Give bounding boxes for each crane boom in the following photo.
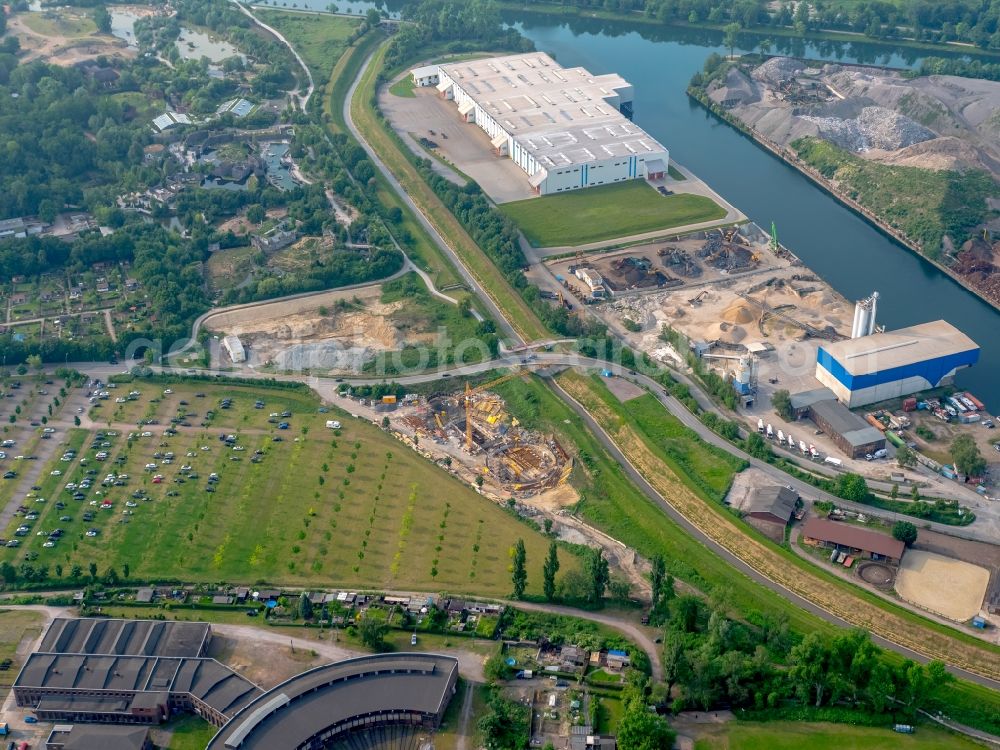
[465,367,539,451]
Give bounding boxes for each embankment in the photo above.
[686,85,1000,315]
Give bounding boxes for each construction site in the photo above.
[393,372,572,497]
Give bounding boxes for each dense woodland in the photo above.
[516,0,1000,48]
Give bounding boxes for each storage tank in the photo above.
[850,291,879,339]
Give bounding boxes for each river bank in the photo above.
[686,83,1000,316]
[500,2,1000,61]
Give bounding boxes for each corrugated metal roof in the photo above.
[801,517,905,558]
[819,320,978,376]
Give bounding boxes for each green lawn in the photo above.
[21,10,97,38]
[500,181,727,247]
[254,10,361,79]
[693,721,983,750]
[0,379,574,596]
[618,392,744,501]
[389,75,417,97]
[0,608,44,693]
[160,715,219,750]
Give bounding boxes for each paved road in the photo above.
[342,42,524,346]
[230,0,314,110]
[73,351,997,547]
[544,375,1000,691]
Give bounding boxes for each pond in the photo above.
[175,27,245,63]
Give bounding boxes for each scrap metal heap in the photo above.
[697,228,759,272]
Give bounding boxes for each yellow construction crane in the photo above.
[464,368,538,451]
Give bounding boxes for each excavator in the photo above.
[464,367,539,451]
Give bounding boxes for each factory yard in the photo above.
[383,68,737,246]
[583,224,850,397]
[0,379,570,597]
[380,82,537,204]
[895,550,991,622]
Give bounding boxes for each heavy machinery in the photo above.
[688,289,708,306]
[464,368,539,451]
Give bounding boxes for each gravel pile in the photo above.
[799,106,935,152]
[752,57,805,85]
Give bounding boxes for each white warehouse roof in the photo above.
[411,64,439,80]
[820,320,978,376]
[437,53,666,170]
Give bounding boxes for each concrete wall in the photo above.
[816,363,950,409]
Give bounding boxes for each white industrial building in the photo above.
[410,64,440,87]
[815,320,979,408]
[222,335,246,364]
[414,53,669,196]
[574,267,607,298]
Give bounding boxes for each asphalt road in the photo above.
[342,42,525,346]
[543,375,1000,690]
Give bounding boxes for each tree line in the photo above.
[514,0,1000,49]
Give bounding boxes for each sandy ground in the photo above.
[8,12,133,65]
[895,549,991,621]
[204,284,436,370]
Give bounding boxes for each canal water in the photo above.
[214,2,1000,407]
[510,14,1000,411]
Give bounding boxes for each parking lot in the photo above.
[379,79,538,204]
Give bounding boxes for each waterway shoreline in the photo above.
[500,2,1000,60]
[686,85,1000,317]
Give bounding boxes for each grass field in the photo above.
[389,75,416,97]
[553,370,1000,681]
[495,376,822,635]
[0,379,574,596]
[356,41,550,342]
[159,715,219,750]
[321,33,467,294]
[255,10,360,79]
[499,181,727,247]
[692,721,983,750]
[21,10,97,38]
[0,608,44,683]
[499,373,1000,729]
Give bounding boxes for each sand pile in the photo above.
[721,301,755,324]
[706,321,746,344]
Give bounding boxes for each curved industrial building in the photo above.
[206,653,459,750]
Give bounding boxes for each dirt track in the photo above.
[896,550,991,622]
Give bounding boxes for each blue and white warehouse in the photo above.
[815,320,979,408]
